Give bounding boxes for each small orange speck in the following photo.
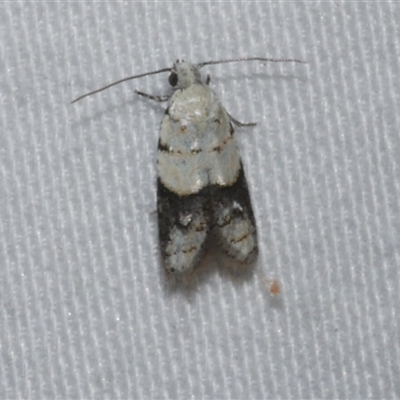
[257,271,282,296]
[268,280,281,296]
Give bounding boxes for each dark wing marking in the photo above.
[157,179,211,273]
[211,164,258,264]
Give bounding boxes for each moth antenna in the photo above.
[71,67,171,104]
[197,57,306,69]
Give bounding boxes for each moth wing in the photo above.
[157,179,210,274]
[212,164,258,264]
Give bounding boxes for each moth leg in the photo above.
[157,180,210,274]
[212,166,258,264]
[227,111,256,127]
[135,90,169,102]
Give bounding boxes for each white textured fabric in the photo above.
[1,2,399,398]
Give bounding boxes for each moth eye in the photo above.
[169,72,178,87]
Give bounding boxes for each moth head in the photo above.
[168,60,202,89]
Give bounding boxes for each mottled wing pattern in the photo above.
[157,165,257,273]
[157,179,210,273]
[211,164,258,264]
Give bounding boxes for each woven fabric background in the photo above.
[1,2,399,399]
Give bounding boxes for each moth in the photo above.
[72,57,305,274]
